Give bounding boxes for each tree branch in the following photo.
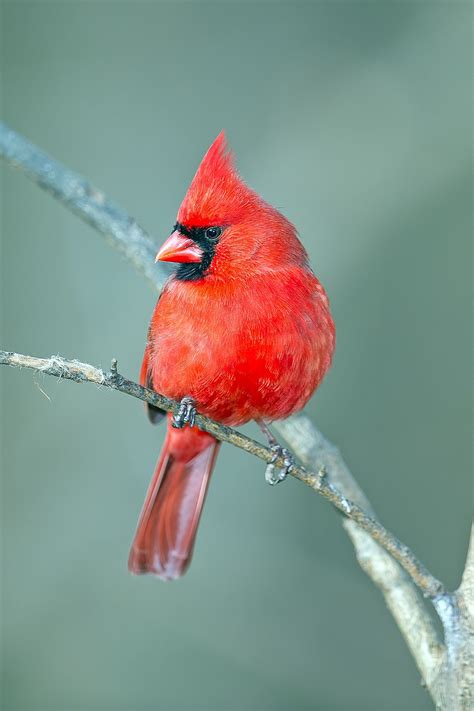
[0,348,446,601]
[2,121,470,708]
[432,525,474,710]
[0,122,161,289]
[277,414,445,691]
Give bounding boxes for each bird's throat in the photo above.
[175,249,214,281]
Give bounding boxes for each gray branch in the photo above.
[1,121,471,710]
[0,122,161,288]
[0,349,445,597]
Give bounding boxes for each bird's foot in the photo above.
[172,396,196,428]
[265,444,295,486]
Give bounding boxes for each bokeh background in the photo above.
[1,2,472,710]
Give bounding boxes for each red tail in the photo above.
[128,419,219,579]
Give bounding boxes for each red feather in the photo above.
[129,421,219,579]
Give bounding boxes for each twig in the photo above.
[2,122,471,709]
[0,348,446,601]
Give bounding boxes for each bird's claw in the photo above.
[265,444,295,486]
[172,396,196,428]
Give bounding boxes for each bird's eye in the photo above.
[205,227,221,241]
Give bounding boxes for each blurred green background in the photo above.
[1,2,472,710]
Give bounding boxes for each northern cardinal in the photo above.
[128,133,335,579]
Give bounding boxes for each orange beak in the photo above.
[155,230,203,263]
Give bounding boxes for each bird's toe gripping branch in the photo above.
[172,396,197,428]
[265,444,295,486]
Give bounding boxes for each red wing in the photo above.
[140,339,166,425]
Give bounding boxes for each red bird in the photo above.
[128,133,335,579]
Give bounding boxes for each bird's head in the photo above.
[156,132,307,281]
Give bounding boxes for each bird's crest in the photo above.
[177,132,257,227]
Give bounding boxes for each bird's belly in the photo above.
[153,342,313,425]
[150,288,333,426]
